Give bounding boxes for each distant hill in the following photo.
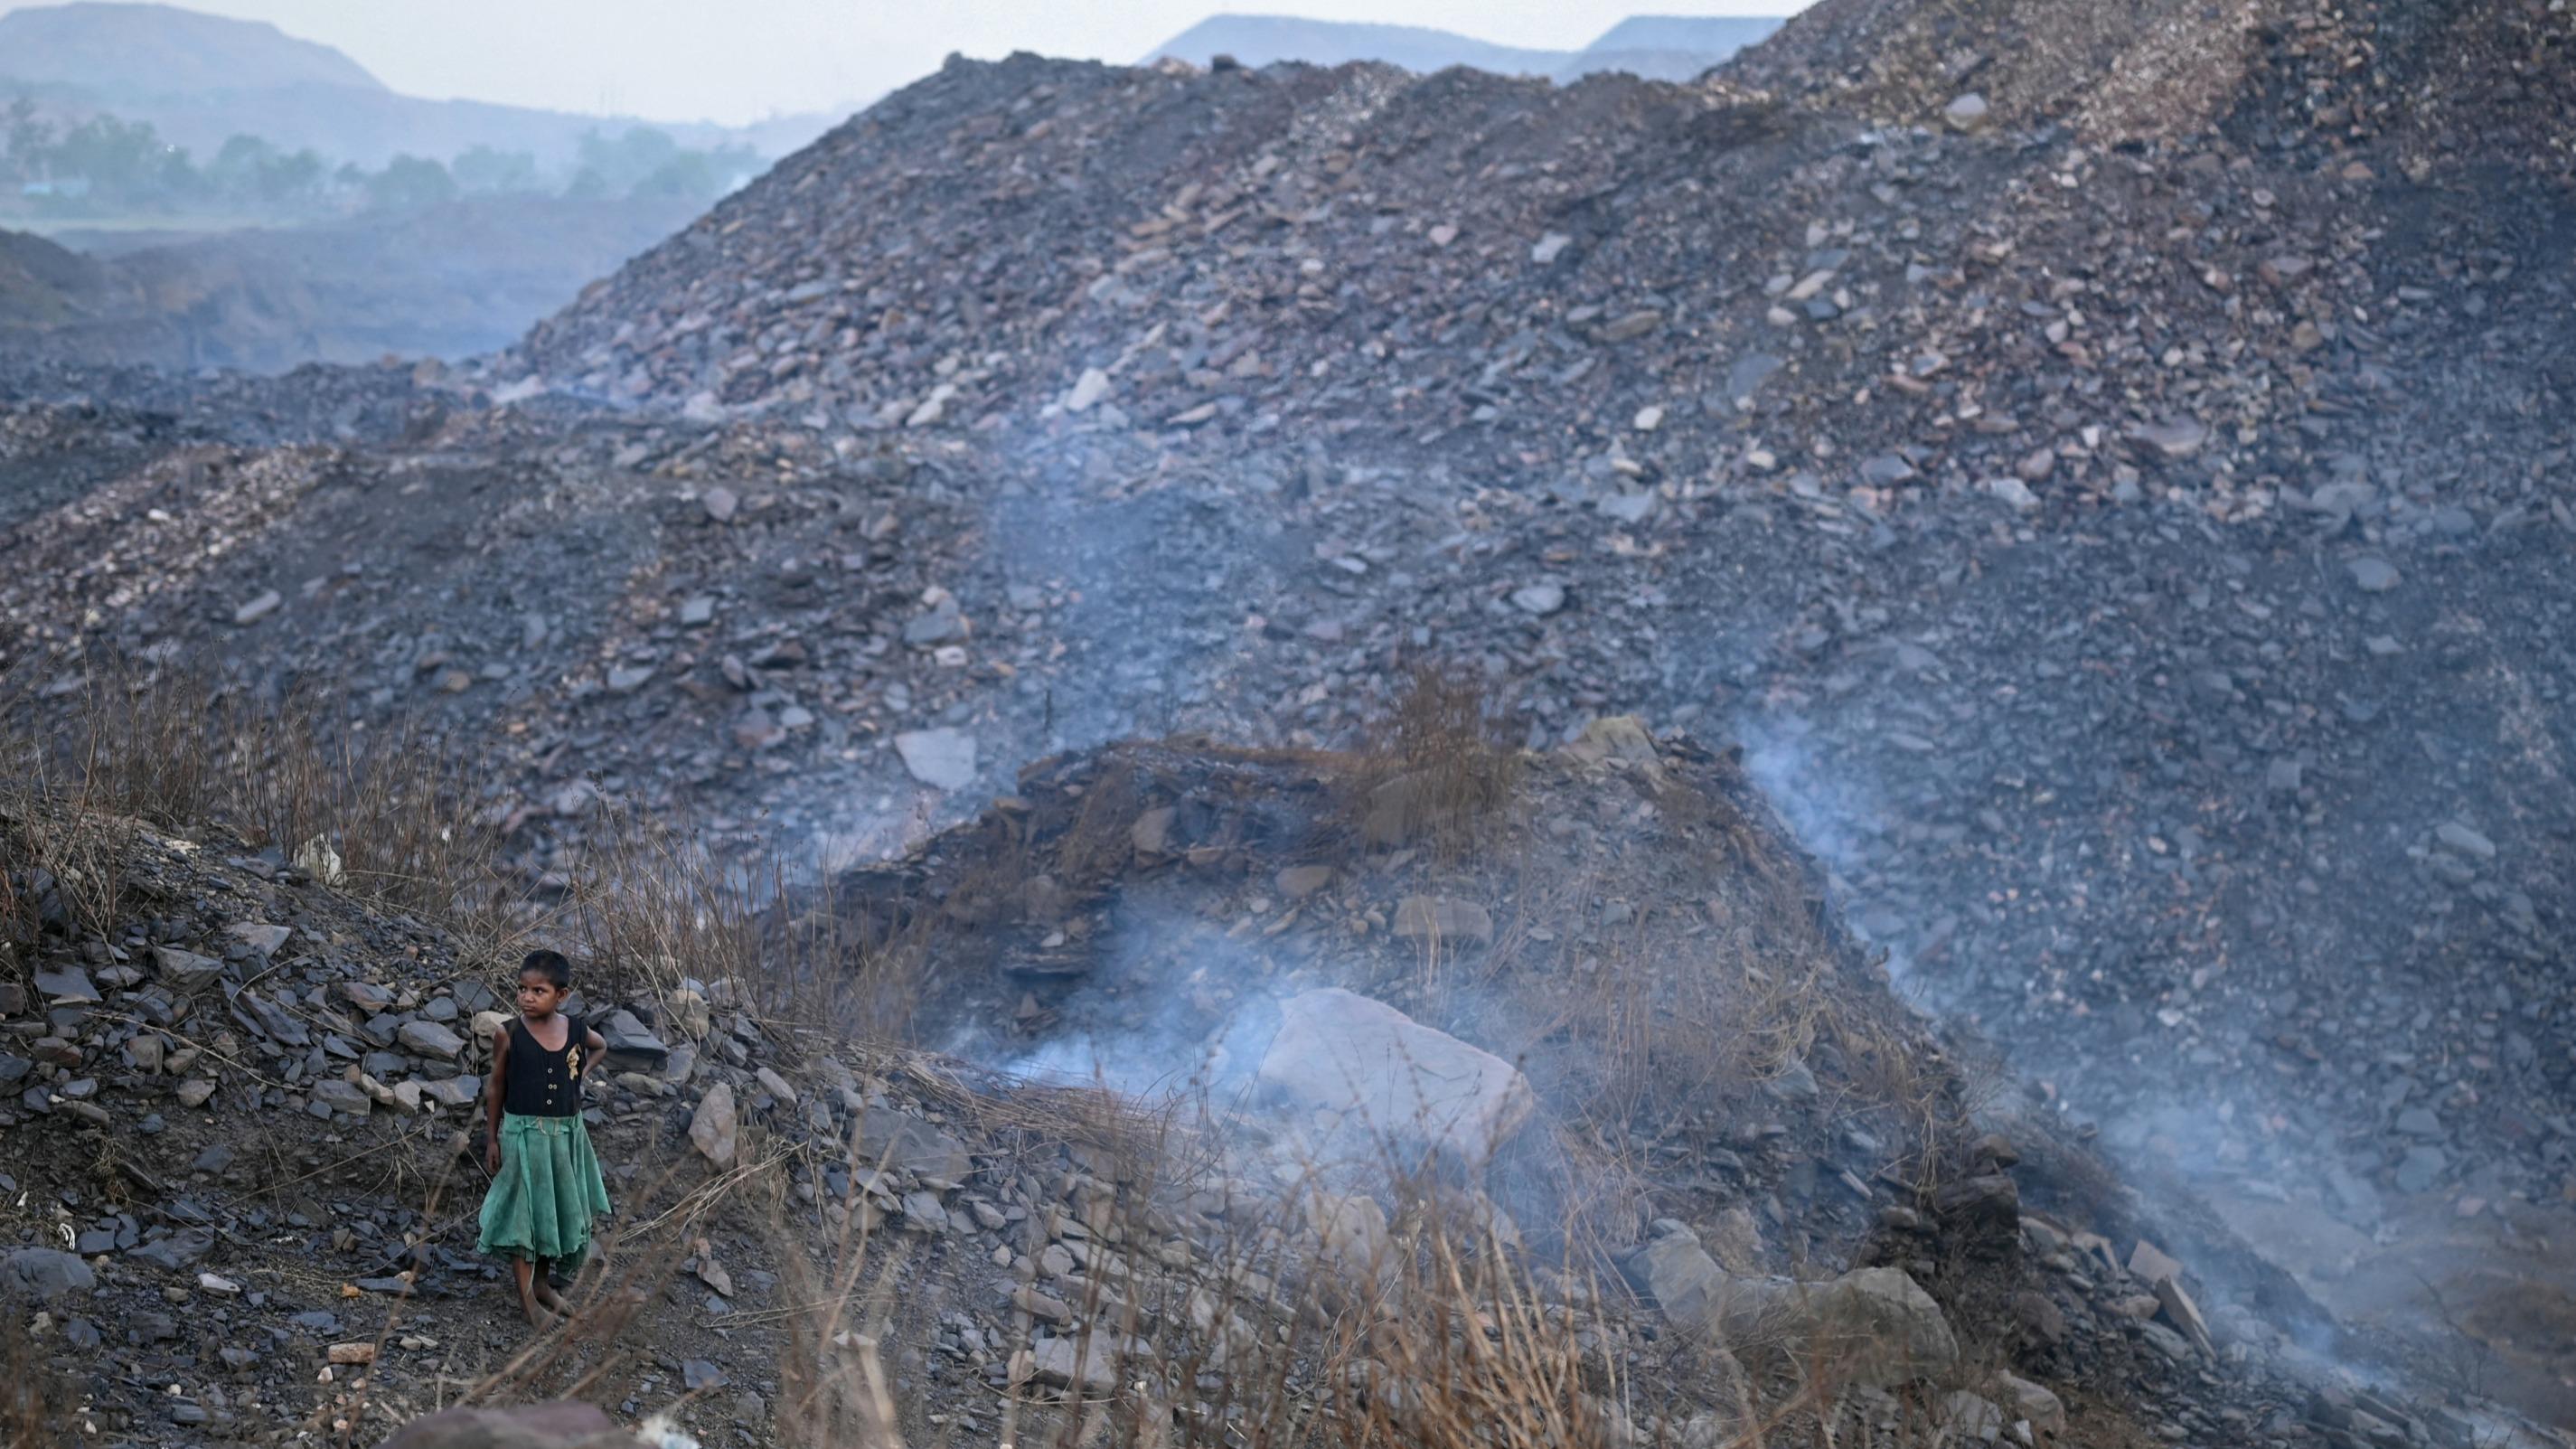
[1146,15,1571,75]
[2,193,705,370]
[0,1,835,168]
[0,1,384,96]
[0,226,114,328]
[1144,11,1787,83]
[1562,14,1784,80]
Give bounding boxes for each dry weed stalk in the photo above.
[559,798,922,1049]
[0,1308,70,1449]
[0,658,508,944]
[1340,664,1526,862]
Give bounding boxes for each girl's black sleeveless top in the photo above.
[502,1015,584,1117]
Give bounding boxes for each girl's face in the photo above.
[516,972,569,1019]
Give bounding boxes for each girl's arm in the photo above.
[579,1025,607,1081]
[484,1026,510,1164]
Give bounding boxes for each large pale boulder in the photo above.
[1258,988,1534,1166]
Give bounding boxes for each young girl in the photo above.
[478,949,613,1326]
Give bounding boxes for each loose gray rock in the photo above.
[2,1247,95,1301]
[2435,822,2496,859]
[1258,987,1534,1166]
[856,1106,974,1190]
[33,966,98,1004]
[399,1020,465,1060]
[894,728,978,790]
[1509,582,1566,616]
[691,1082,739,1167]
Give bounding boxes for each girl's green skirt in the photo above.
[478,1113,612,1263]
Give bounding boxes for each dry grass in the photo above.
[0,658,508,961]
[553,798,926,1051]
[0,1311,71,1449]
[1339,664,1527,861]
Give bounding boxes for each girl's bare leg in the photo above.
[511,1256,557,1328]
[531,1257,570,1313]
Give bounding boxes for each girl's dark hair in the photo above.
[520,949,573,988]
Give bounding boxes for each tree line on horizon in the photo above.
[1,97,763,220]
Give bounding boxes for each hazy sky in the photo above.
[2,0,1805,125]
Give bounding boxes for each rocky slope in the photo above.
[4,0,2575,1435]
[1725,0,2575,180]
[5,721,2524,1449]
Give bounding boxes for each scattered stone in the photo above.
[894,728,978,790]
[2129,416,2208,458]
[1,1247,94,1301]
[1391,896,1494,945]
[223,923,293,960]
[1064,367,1112,413]
[1509,581,1566,616]
[399,1021,465,1060]
[1274,864,1333,899]
[2435,822,2496,859]
[33,966,98,1004]
[691,1083,739,1167]
[855,1106,973,1189]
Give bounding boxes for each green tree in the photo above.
[260,148,324,205]
[452,145,538,195]
[208,133,277,200]
[573,126,681,195]
[3,96,52,184]
[366,153,458,212]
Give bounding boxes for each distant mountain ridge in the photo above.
[1144,16,1575,75]
[0,1,384,96]
[0,1,833,167]
[1145,11,1787,82]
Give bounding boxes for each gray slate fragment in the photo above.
[894,728,978,790]
[399,1020,466,1059]
[151,947,224,992]
[33,967,98,1003]
[2,1247,95,1300]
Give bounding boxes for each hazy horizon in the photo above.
[0,0,1809,127]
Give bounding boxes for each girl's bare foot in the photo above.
[519,1294,560,1330]
[532,1276,571,1315]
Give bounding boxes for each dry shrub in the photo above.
[0,1311,70,1449]
[1315,1214,1623,1449]
[557,800,924,1049]
[1340,664,1525,860]
[0,658,505,928]
[0,793,135,950]
[772,1171,907,1449]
